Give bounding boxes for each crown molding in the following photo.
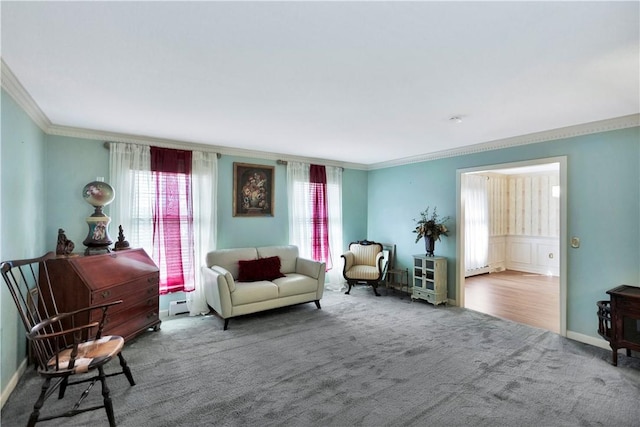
[3,58,636,171]
[48,124,367,170]
[368,114,640,170]
[1,58,366,169]
[1,58,52,131]
[55,113,638,172]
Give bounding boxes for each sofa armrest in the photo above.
[296,257,323,279]
[296,257,326,301]
[201,266,233,319]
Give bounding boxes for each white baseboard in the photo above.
[566,330,610,350]
[1,358,27,409]
[465,267,490,277]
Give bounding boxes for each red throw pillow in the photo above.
[237,256,285,282]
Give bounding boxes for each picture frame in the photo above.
[233,162,275,217]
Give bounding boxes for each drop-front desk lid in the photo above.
[52,248,159,290]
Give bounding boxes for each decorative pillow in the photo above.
[237,256,285,282]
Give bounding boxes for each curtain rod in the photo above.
[104,141,221,158]
[277,159,343,170]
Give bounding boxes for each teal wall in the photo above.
[367,127,640,338]
[1,90,48,395]
[341,168,369,245]
[45,135,110,252]
[2,86,639,399]
[216,157,289,249]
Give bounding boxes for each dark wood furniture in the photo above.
[1,252,135,427]
[43,248,161,342]
[597,285,640,366]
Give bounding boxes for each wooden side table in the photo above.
[598,285,640,366]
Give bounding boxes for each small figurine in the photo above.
[56,229,75,255]
[114,225,131,251]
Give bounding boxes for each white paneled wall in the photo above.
[484,172,560,276]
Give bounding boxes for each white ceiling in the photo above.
[1,1,639,167]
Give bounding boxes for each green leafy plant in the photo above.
[413,207,450,243]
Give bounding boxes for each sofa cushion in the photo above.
[344,265,380,280]
[273,274,320,298]
[238,256,285,282]
[206,247,258,279]
[257,245,298,274]
[231,281,279,305]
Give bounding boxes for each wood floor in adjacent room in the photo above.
[464,270,560,334]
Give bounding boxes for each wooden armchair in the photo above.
[1,252,135,427]
[341,240,387,296]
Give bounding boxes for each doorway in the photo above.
[456,157,567,336]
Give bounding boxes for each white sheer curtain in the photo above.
[287,161,344,291]
[463,173,489,273]
[189,151,217,315]
[110,143,217,316]
[109,143,152,254]
[287,162,312,258]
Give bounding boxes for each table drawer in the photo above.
[413,287,446,305]
[412,287,432,298]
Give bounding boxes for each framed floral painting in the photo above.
[233,163,274,217]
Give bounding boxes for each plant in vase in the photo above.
[413,207,450,256]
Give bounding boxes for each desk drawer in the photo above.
[102,299,158,331]
[105,307,160,341]
[91,274,158,304]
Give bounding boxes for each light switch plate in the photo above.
[571,237,580,248]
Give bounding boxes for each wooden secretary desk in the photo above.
[42,248,161,342]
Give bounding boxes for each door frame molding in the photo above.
[455,156,567,336]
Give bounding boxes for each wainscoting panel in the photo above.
[506,236,560,276]
[509,241,533,264]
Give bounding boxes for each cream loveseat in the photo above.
[202,245,325,330]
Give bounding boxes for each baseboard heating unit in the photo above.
[169,300,189,316]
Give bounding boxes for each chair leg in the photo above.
[345,282,353,294]
[58,376,69,399]
[28,377,51,427]
[98,366,116,427]
[223,318,230,331]
[314,300,321,309]
[371,282,381,297]
[118,352,136,386]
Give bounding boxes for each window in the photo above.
[110,143,217,313]
[287,162,343,288]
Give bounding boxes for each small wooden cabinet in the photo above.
[43,248,161,342]
[412,255,447,305]
[598,285,640,366]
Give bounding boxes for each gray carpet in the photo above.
[3,285,640,427]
